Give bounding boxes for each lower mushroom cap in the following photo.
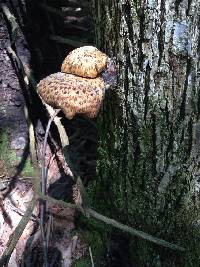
[37,72,105,120]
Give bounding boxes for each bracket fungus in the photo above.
[38,46,116,120]
[61,46,108,78]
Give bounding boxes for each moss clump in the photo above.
[74,215,108,266]
[0,128,36,177]
[0,129,17,167]
[73,257,91,267]
[22,158,36,176]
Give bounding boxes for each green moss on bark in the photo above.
[0,128,35,177]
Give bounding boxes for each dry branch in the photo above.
[36,192,185,252]
[40,109,61,267]
[85,208,185,252]
[1,3,19,44]
[0,197,37,266]
[89,246,94,267]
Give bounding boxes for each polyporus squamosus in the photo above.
[61,46,108,78]
[38,73,104,120]
[38,46,116,120]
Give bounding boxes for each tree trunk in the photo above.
[91,0,200,266]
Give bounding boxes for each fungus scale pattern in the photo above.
[61,46,108,78]
[38,72,104,120]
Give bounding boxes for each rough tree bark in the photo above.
[92,0,200,266]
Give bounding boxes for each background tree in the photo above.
[91,0,200,266]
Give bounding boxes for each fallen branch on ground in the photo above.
[36,192,186,252]
[0,197,37,266]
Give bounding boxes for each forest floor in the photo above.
[0,0,96,266]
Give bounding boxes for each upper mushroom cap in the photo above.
[37,72,105,120]
[61,46,108,78]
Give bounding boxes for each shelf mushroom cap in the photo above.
[38,72,105,120]
[61,46,108,78]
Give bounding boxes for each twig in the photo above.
[89,246,94,267]
[85,208,186,252]
[7,46,38,164]
[0,197,37,266]
[6,201,38,222]
[1,3,20,44]
[37,193,76,209]
[24,105,37,165]
[43,102,69,148]
[40,108,61,267]
[7,46,37,89]
[41,108,61,209]
[2,3,41,83]
[36,193,185,252]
